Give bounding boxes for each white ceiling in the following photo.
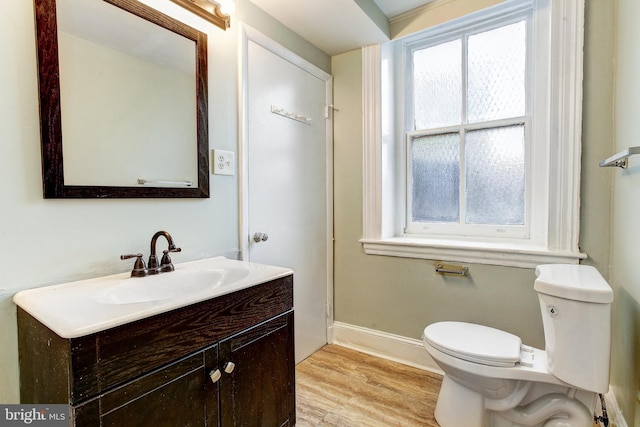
[248,0,434,56]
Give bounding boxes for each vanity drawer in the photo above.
[18,275,293,405]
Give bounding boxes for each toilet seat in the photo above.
[423,321,522,367]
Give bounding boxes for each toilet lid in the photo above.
[423,321,522,367]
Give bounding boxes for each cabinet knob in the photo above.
[224,361,236,374]
[209,369,222,383]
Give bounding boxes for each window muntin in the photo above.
[406,18,528,238]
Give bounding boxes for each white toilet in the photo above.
[422,264,613,427]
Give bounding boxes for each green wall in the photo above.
[611,0,640,423]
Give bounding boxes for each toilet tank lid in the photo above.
[534,264,613,303]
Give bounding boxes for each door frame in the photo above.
[238,24,335,344]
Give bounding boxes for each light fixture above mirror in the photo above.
[169,0,235,30]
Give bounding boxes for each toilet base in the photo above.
[434,374,597,427]
[435,374,487,427]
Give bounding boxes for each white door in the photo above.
[243,36,332,363]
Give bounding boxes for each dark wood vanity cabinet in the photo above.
[220,311,295,426]
[17,275,295,426]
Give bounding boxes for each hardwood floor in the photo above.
[296,345,603,427]
[295,345,442,426]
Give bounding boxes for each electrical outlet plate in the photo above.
[213,149,234,176]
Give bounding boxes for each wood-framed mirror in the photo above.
[34,0,210,198]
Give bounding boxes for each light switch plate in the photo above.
[213,149,234,176]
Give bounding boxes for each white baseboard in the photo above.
[603,388,628,427]
[331,321,443,375]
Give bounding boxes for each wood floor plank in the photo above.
[296,345,602,427]
[295,345,442,426]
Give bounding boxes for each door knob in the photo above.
[252,232,269,243]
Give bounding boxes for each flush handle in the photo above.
[253,232,269,243]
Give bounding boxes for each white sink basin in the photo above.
[13,257,292,338]
[95,267,251,305]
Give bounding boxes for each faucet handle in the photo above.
[159,249,177,272]
[120,253,148,277]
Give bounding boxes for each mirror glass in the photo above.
[35,0,209,198]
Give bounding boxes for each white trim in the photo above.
[546,0,585,254]
[238,23,335,343]
[332,321,443,375]
[602,388,629,427]
[361,237,585,268]
[241,25,331,80]
[362,0,586,268]
[325,77,335,345]
[362,45,383,240]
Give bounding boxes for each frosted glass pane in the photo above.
[413,40,462,129]
[467,21,526,123]
[465,125,525,225]
[411,133,459,222]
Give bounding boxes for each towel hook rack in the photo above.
[271,105,311,125]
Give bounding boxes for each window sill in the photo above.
[360,237,586,268]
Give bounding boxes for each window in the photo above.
[406,18,528,238]
[361,0,586,268]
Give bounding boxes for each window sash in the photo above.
[405,117,530,238]
[404,14,531,239]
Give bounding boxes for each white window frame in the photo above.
[361,0,587,268]
[404,12,531,239]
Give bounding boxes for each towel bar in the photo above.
[599,146,640,168]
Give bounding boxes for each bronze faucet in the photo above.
[121,231,181,277]
[148,231,181,274]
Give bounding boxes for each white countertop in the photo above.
[13,257,293,338]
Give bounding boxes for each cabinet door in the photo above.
[219,311,295,427]
[94,346,219,427]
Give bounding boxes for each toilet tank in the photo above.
[534,264,613,393]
